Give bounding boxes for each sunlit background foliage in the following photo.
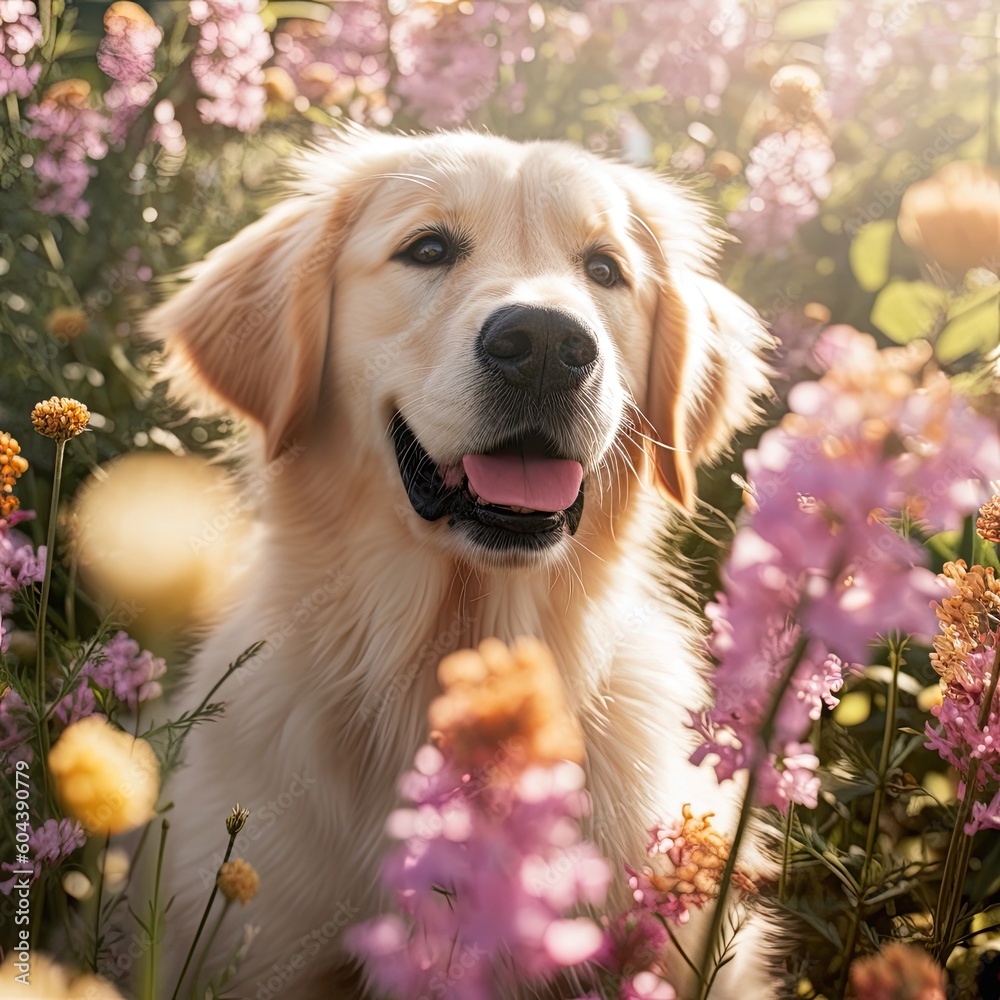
[1,0,999,996]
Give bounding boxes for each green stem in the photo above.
[696,636,809,998]
[4,93,18,124]
[779,803,795,903]
[933,645,1000,962]
[91,830,111,973]
[190,899,232,995]
[836,639,907,998]
[34,439,65,800]
[170,829,238,1000]
[38,0,51,48]
[146,820,170,1000]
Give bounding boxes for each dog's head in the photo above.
[148,130,771,568]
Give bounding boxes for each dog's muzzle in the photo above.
[390,414,585,555]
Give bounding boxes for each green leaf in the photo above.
[773,0,840,38]
[850,220,896,293]
[260,1,332,26]
[935,283,1000,364]
[870,280,950,344]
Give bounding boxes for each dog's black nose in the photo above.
[478,305,599,396]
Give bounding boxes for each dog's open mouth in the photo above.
[390,413,585,551]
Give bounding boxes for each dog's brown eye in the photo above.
[586,253,623,288]
[405,235,450,265]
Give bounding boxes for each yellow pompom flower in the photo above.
[48,716,159,836]
[0,952,123,997]
[217,858,260,905]
[31,397,90,442]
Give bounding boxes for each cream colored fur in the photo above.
[146,129,775,999]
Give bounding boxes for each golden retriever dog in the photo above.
[148,128,774,999]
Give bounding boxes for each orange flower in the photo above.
[977,494,1000,544]
[644,805,756,900]
[930,560,1000,684]
[39,79,92,110]
[898,161,1000,276]
[849,943,947,999]
[0,432,28,518]
[429,637,584,774]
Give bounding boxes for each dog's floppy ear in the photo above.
[146,183,352,460]
[616,167,773,510]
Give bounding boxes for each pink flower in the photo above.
[391,2,529,128]
[0,0,40,98]
[692,327,1000,809]
[729,129,835,252]
[189,0,271,132]
[620,972,678,1000]
[0,818,84,895]
[349,745,609,998]
[0,515,45,597]
[97,1,162,142]
[28,80,108,219]
[270,1,390,113]
[104,76,157,144]
[584,0,746,112]
[97,2,161,85]
[54,630,167,724]
[0,686,33,768]
[0,0,41,53]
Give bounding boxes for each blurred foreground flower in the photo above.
[692,327,1000,810]
[72,452,248,640]
[0,431,28,518]
[898,161,1000,276]
[429,636,584,771]
[849,943,947,999]
[48,716,159,835]
[0,952,122,997]
[31,395,91,441]
[349,638,610,998]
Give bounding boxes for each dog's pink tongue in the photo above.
[462,453,583,511]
